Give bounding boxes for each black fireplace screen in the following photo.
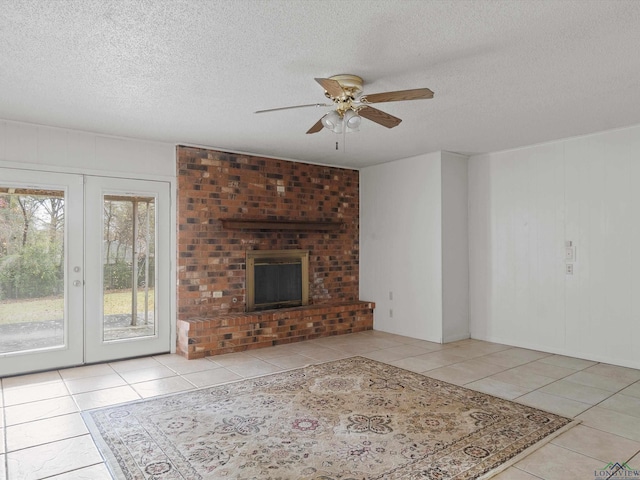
[246,249,309,312]
[254,262,302,308]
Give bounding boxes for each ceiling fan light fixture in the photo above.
[344,110,361,132]
[321,110,341,130]
[332,118,343,134]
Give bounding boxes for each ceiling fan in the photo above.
[255,74,434,134]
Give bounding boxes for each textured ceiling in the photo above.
[1,0,640,168]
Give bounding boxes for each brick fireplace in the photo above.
[176,146,374,358]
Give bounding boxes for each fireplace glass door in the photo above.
[254,262,303,307]
[246,250,308,311]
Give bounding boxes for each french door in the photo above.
[0,170,84,376]
[0,168,171,376]
[84,176,170,363]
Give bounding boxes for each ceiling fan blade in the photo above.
[362,88,434,104]
[315,78,345,98]
[255,103,331,114]
[358,106,402,128]
[306,117,324,134]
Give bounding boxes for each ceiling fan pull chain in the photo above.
[343,122,347,153]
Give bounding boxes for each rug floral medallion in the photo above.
[84,357,573,479]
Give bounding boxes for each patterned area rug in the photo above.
[84,357,574,479]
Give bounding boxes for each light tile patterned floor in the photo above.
[2,331,640,479]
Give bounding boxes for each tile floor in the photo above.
[2,331,640,479]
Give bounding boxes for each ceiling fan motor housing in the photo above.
[325,74,364,100]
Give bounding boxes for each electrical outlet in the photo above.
[213,291,223,298]
[389,291,393,301]
[565,264,574,275]
[389,309,393,318]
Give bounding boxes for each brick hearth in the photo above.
[177,301,374,359]
[176,146,373,358]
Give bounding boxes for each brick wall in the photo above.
[177,146,360,320]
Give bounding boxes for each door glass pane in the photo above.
[103,195,156,341]
[0,188,65,353]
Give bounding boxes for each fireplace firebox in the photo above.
[246,250,309,312]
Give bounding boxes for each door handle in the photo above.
[73,280,82,287]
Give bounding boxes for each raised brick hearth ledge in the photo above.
[177,301,375,359]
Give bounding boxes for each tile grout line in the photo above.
[468,353,633,408]
[580,383,640,415]
[407,350,622,418]
[514,465,545,479]
[5,431,92,455]
[547,430,640,469]
[38,460,106,480]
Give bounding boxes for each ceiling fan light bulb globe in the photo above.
[345,111,361,130]
[321,110,340,130]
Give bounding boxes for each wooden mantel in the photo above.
[220,218,343,231]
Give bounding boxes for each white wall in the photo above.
[360,152,443,342]
[0,119,175,178]
[469,124,640,368]
[441,152,470,342]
